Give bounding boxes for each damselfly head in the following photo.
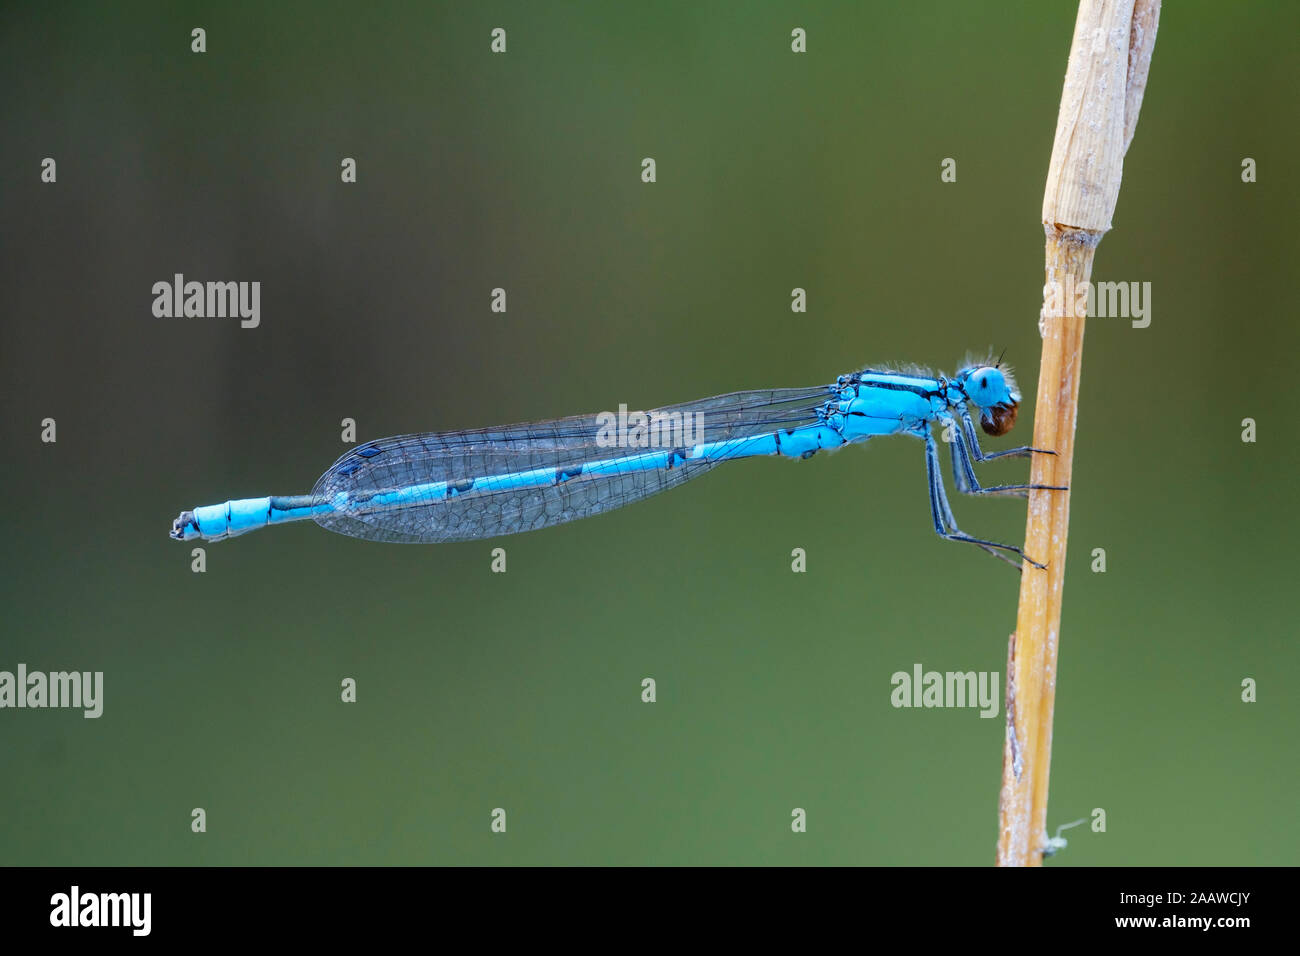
[958,364,1020,435]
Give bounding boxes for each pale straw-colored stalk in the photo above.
[996,0,1160,867]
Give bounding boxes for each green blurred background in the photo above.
[2,1,1296,865]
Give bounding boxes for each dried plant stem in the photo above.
[997,233,1093,867]
[996,0,1160,866]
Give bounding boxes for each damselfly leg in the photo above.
[957,406,1056,462]
[947,417,1068,500]
[921,427,1045,570]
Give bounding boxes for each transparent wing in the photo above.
[312,386,832,542]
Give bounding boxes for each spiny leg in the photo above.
[946,420,1029,497]
[958,405,1056,461]
[948,421,1068,499]
[922,427,1044,569]
[927,427,1011,566]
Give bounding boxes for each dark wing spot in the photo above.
[446,479,474,497]
[357,444,384,458]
